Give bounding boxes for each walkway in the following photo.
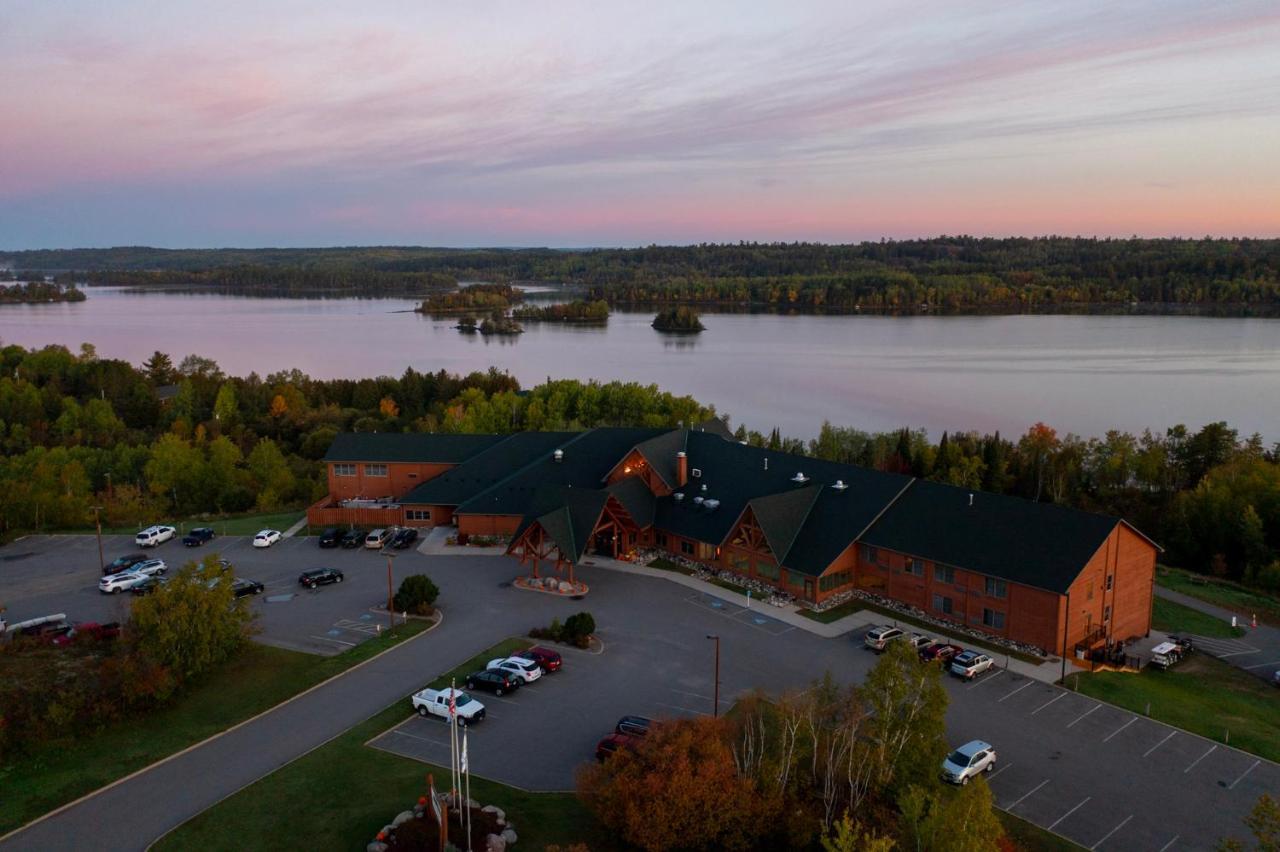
[1155,586,1280,682]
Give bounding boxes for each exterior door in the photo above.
[804,579,815,601]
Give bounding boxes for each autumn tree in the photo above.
[822,812,896,852]
[577,715,772,852]
[859,638,949,794]
[1218,793,1280,851]
[1018,422,1059,502]
[379,395,400,418]
[898,777,1004,852]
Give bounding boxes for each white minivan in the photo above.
[135,525,176,547]
[364,528,392,549]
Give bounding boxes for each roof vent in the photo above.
[693,495,704,505]
[674,492,685,502]
[764,458,769,471]
[700,483,708,492]
[553,449,563,462]
[968,493,974,507]
[791,472,809,483]
[691,468,702,478]
[832,479,847,491]
[703,498,720,510]
[739,440,748,445]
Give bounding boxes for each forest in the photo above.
[6,237,1280,311]
[1,341,1278,593]
[64,266,455,297]
[0,281,86,304]
[511,299,610,322]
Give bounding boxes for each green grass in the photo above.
[66,509,307,539]
[0,620,429,835]
[1151,596,1245,638]
[647,556,695,576]
[998,809,1084,851]
[424,637,532,691]
[154,639,615,852]
[1156,564,1280,626]
[799,600,865,624]
[1069,653,1280,764]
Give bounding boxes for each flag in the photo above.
[448,688,456,720]
[428,776,443,825]
[461,729,469,774]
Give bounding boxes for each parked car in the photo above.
[486,656,543,683]
[298,567,344,588]
[340,528,366,548]
[596,732,642,761]
[950,651,995,679]
[130,558,167,577]
[941,740,997,785]
[99,570,150,594]
[919,642,964,664]
[391,527,419,549]
[318,528,341,548]
[9,615,70,641]
[364,528,392,549]
[465,669,522,696]
[905,633,934,652]
[253,529,282,548]
[130,575,168,596]
[411,687,486,725]
[515,645,563,673]
[104,553,148,575]
[51,621,121,647]
[863,625,905,652]
[135,525,176,547]
[231,578,266,598]
[182,527,216,546]
[615,715,652,737]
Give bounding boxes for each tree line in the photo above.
[67,266,456,296]
[511,299,610,322]
[0,281,86,304]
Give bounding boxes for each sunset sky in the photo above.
[2,0,1278,248]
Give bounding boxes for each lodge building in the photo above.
[311,421,1159,660]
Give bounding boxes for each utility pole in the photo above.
[384,550,396,631]
[91,505,105,573]
[705,634,720,717]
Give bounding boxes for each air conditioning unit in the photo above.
[691,468,702,478]
[832,479,847,491]
[703,499,720,510]
[693,496,705,505]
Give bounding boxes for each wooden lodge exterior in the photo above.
[316,422,1160,659]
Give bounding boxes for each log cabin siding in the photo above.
[326,461,456,502]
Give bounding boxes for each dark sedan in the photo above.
[516,645,563,673]
[465,668,522,696]
[318,528,341,548]
[391,527,419,549]
[130,575,168,596]
[232,578,266,598]
[596,732,642,761]
[104,553,148,576]
[299,567,344,588]
[340,529,365,549]
[182,527,216,546]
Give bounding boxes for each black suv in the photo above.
[391,527,419,549]
[340,529,365,549]
[299,568,344,588]
[465,669,521,696]
[318,528,341,548]
[104,553,148,576]
[232,578,266,597]
[182,527,216,547]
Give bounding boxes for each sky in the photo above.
[2,0,1279,248]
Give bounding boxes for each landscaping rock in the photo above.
[481,804,505,821]
[392,810,415,827]
[485,834,507,852]
[367,842,389,852]
[500,827,518,845]
[558,581,573,593]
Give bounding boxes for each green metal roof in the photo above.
[323,432,504,464]
[401,432,577,506]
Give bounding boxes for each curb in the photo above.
[0,614,443,848]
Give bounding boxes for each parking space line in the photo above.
[1216,649,1260,658]
[1047,796,1090,832]
[1102,716,1137,742]
[1183,744,1216,773]
[967,669,1004,690]
[1030,692,1066,715]
[309,634,357,647]
[1157,835,1179,852]
[1144,730,1176,757]
[1091,814,1132,850]
[997,681,1033,702]
[987,762,1012,781]
[1228,760,1260,790]
[1242,659,1280,670]
[392,729,450,749]
[654,701,712,717]
[1066,703,1101,728]
[1005,779,1049,811]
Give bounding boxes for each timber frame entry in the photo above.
[509,495,642,584]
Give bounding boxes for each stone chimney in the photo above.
[676,451,688,488]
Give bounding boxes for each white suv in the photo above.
[364,528,391,549]
[950,651,995,679]
[135,525,176,547]
[486,656,543,683]
[99,570,149,594]
[864,625,905,652]
[941,740,996,785]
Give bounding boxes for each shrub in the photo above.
[529,611,595,648]
[393,574,440,615]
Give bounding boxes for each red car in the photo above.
[919,642,964,664]
[595,732,642,762]
[50,622,122,647]
[516,646,563,673]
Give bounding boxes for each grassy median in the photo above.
[1068,653,1280,763]
[1151,596,1245,638]
[154,637,613,852]
[1156,565,1280,626]
[0,620,429,836]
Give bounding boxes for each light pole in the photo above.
[384,550,397,632]
[705,634,720,717]
[91,505,105,573]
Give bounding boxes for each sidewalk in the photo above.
[1155,586,1280,681]
[586,555,1066,684]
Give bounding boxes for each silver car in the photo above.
[99,570,150,594]
[942,740,996,785]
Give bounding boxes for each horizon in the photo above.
[3,0,1279,248]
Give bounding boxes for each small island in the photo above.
[457,313,524,336]
[512,299,609,323]
[651,306,705,333]
[419,283,521,314]
[0,281,87,305]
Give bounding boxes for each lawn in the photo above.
[799,599,864,624]
[997,809,1084,852]
[70,509,307,538]
[0,619,429,835]
[647,556,695,576]
[154,638,616,852]
[1156,565,1280,626]
[1151,596,1245,638]
[1069,653,1280,764]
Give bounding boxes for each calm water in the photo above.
[3,288,1278,441]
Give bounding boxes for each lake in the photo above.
[3,287,1278,442]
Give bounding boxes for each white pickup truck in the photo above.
[411,687,486,725]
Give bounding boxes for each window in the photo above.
[985,578,1007,598]
[756,562,780,581]
[1106,574,1114,591]
[691,468,702,478]
[364,463,388,477]
[982,608,1005,629]
[698,542,716,561]
[1103,605,1112,622]
[333,463,356,477]
[906,558,925,577]
[935,564,955,584]
[656,533,668,547]
[861,545,879,564]
[729,554,751,573]
[788,571,806,588]
[680,541,695,556]
[820,572,851,592]
[932,594,953,615]
[405,509,432,521]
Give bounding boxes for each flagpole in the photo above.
[464,727,472,850]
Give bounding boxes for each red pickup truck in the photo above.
[50,621,122,647]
